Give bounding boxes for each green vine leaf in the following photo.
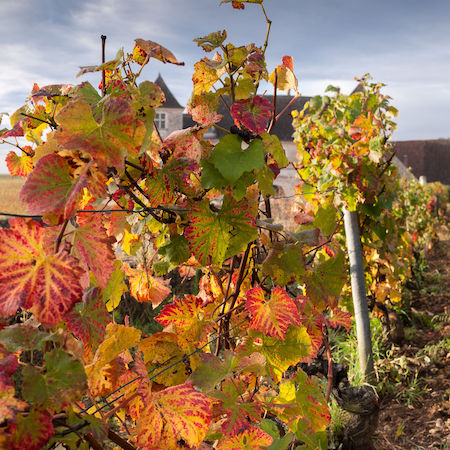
[208,134,265,184]
[22,349,87,411]
[185,196,257,266]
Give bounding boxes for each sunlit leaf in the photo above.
[187,92,223,127]
[5,151,33,177]
[19,154,89,222]
[211,379,261,436]
[185,196,257,266]
[246,286,301,339]
[238,325,311,383]
[71,209,116,288]
[0,218,83,325]
[328,309,352,331]
[137,382,212,449]
[156,295,213,344]
[163,127,212,163]
[138,332,191,386]
[135,38,184,65]
[86,323,141,378]
[304,250,346,311]
[217,426,273,450]
[55,98,146,173]
[123,263,171,307]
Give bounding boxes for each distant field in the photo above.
[0,175,27,217]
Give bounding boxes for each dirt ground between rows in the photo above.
[372,227,450,449]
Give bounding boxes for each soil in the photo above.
[371,225,450,450]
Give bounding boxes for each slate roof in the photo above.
[154,74,183,109]
[393,140,450,185]
[183,94,311,141]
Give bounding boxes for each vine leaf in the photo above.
[230,96,274,134]
[187,92,223,127]
[123,263,171,307]
[91,260,127,312]
[260,133,289,169]
[304,250,346,311]
[328,309,352,331]
[296,297,324,359]
[208,134,264,184]
[0,324,53,352]
[189,350,239,393]
[7,406,54,450]
[211,379,261,436]
[19,154,89,223]
[261,243,306,287]
[22,349,87,411]
[238,326,311,383]
[312,199,337,237]
[88,358,124,397]
[185,196,257,266]
[216,426,273,450]
[155,295,213,345]
[193,30,227,52]
[163,127,212,163]
[138,332,192,387]
[85,323,141,378]
[0,366,28,423]
[54,98,146,173]
[135,38,184,65]
[269,56,299,94]
[193,59,221,95]
[5,151,33,177]
[0,218,83,326]
[65,287,111,351]
[72,209,116,288]
[144,157,198,207]
[137,382,212,449]
[246,286,301,339]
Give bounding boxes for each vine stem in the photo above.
[101,35,107,97]
[322,333,334,403]
[54,219,69,253]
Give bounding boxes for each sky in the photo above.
[1,0,449,174]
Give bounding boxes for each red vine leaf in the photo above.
[155,295,213,344]
[187,92,223,127]
[137,382,212,449]
[19,154,89,223]
[163,127,212,163]
[6,151,33,178]
[217,426,273,450]
[8,406,54,450]
[230,96,274,134]
[55,98,146,173]
[0,218,83,326]
[246,286,301,339]
[211,379,261,436]
[72,209,116,288]
[123,263,171,307]
[328,309,352,331]
[65,287,111,350]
